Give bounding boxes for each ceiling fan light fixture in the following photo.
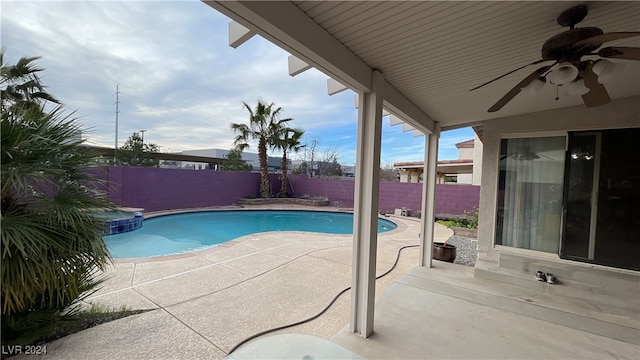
[592,59,624,83]
[565,79,590,96]
[548,62,579,85]
[521,77,545,96]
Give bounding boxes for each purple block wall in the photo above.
[102,167,478,217]
[106,167,264,212]
[379,181,423,214]
[289,176,355,207]
[289,175,479,217]
[434,183,480,217]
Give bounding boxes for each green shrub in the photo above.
[436,210,478,229]
[436,220,457,228]
[1,51,112,345]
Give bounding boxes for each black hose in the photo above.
[227,244,420,354]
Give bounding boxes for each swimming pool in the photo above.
[97,210,144,236]
[103,210,397,258]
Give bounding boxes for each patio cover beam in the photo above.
[327,78,349,96]
[288,55,312,77]
[351,70,384,337]
[228,21,255,48]
[204,0,435,134]
[389,115,403,126]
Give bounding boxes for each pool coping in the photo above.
[112,205,410,264]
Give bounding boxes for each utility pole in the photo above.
[114,84,120,163]
[140,129,146,146]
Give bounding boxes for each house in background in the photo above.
[394,133,483,184]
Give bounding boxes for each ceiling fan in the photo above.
[470,5,640,112]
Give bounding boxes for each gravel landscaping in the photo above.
[444,235,478,267]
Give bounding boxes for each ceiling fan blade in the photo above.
[581,62,611,107]
[488,65,553,113]
[470,59,548,92]
[575,32,640,48]
[598,46,640,61]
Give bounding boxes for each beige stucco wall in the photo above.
[476,95,640,266]
[458,146,474,159]
[471,133,483,186]
[457,173,473,184]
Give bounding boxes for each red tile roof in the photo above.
[455,139,475,148]
[393,159,473,169]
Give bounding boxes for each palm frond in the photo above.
[1,53,112,327]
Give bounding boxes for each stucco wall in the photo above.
[472,133,483,185]
[458,147,473,159]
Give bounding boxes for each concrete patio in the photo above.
[18,207,639,359]
[18,207,440,359]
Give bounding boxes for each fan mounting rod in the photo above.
[557,5,588,29]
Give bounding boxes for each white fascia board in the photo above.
[205,1,372,92]
[413,130,424,137]
[328,78,349,95]
[288,55,312,77]
[229,21,255,48]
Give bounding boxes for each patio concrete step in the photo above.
[497,252,639,292]
[474,253,640,317]
[472,259,639,333]
[403,265,640,345]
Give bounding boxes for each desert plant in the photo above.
[0,48,59,114]
[436,209,479,229]
[1,52,112,345]
[231,100,292,198]
[272,127,304,197]
[464,209,479,229]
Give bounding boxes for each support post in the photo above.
[350,70,384,337]
[420,125,440,267]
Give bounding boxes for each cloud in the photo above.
[2,0,471,165]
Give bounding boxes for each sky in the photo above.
[1,0,475,165]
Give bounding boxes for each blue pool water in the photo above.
[104,210,397,258]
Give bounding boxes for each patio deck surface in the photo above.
[17,206,442,359]
[15,206,639,359]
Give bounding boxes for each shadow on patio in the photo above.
[232,261,639,359]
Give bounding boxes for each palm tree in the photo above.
[273,128,305,197]
[1,53,112,344]
[0,48,59,113]
[231,100,292,198]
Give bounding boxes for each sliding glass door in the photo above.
[561,133,600,260]
[561,129,640,270]
[495,129,639,270]
[495,136,566,253]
